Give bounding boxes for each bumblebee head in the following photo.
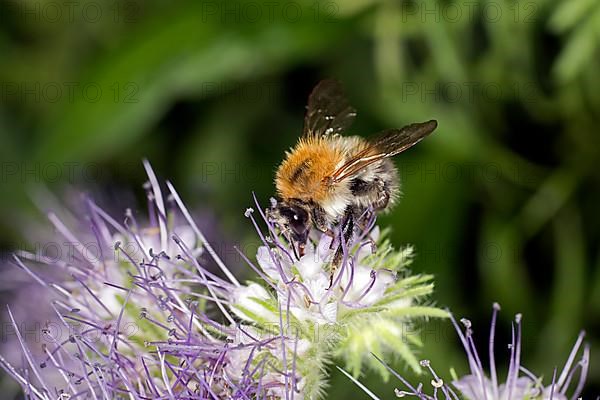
[266,199,311,245]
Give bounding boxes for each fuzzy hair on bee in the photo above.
[276,135,400,221]
[267,79,437,258]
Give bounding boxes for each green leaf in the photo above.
[549,0,597,33]
[33,0,354,163]
[375,284,435,306]
[552,9,600,83]
[386,306,450,319]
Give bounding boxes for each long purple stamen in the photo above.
[489,302,500,399]
[367,305,590,400]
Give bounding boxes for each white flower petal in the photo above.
[256,246,282,281]
[296,253,324,280]
[231,283,275,322]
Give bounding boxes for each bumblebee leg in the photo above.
[331,208,355,282]
[350,205,371,231]
[374,189,390,211]
[311,204,329,232]
[348,205,377,255]
[350,177,390,211]
[311,205,337,250]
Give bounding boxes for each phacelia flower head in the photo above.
[344,303,589,400]
[1,160,446,399]
[0,161,300,399]
[236,197,448,396]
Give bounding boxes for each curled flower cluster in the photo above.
[344,304,590,400]
[238,200,448,397]
[0,161,446,399]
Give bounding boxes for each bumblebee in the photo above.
[268,80,437,257]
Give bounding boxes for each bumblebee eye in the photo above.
[279,206,309,236]
[289,208,308,235]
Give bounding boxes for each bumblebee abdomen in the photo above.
[349,158,400,211]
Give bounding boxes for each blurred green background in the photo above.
[1,0,599,397]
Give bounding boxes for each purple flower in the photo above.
[1,161,300,399]
[1,160,446,399]
[344,304,589,400]
[239,199,448,391]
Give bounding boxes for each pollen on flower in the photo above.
[431,378,444,388]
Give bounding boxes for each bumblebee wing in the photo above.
[328,120,437,184]
[303,79,357,139]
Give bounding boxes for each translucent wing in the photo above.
[328,120,438,184]
[303,79,357,139]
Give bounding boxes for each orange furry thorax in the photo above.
[275,137,343,203]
